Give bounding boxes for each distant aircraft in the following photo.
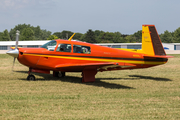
[7,25,172,82]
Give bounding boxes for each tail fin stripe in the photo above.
[149,26,166,55]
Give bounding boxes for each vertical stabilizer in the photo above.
[142,25,166,56]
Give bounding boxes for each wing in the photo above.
[55,62,136,72]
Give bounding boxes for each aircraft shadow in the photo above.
[15,71,28,74]
[59,76,134,89]
[15,71,172,82]
[16,71,172,89]
[15,71,134,89]
[129,75,172,81]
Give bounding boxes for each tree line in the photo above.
[0,24,180,43]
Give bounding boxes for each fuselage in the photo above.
[17,39,168,72]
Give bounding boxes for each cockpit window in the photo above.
[73,45,91,54]
[41,40,57,51]
[56,44,71,52]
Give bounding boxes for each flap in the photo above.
[55,62,136,70]
[55,62,115,69]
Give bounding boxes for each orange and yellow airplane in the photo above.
[7,25,172,82]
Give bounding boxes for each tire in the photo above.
[58,72,65,78]
[27,75,36,81]
[54,71,59,77]
[54,71,65,78]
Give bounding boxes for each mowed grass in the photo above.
[0,54,180,120]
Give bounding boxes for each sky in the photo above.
[0,0,180,34]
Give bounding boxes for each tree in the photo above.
[96,31,124,43]
[132,30,142,43]
[53,32,61,38]
[33,26,43,40]
[41,30,52,40]
[9,29,16,41]
[73,33,83,40]
[1,29,11,41]
[53,31,82,40]
[160,30,173,43]
[94,30,104,36]
[0,32,3,41]
[47,35,59,40]
[113,32,125,43]
[97,32,114,43]
[9,24,51,41]
[79,33,86,41]
[9,24,31,41]
[173,27,180,43]
[21,28,35,40]
[94,30,105,43]
[61,30,74,39]
[83,29,96,43]
[125,35,135,43]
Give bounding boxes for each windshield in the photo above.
[41,40,57,51]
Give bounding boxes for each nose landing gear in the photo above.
[27,74,36,81]
[27,68,50,81]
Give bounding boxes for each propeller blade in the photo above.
[8,30,20,72]
[15,30,20,49]
[12,57,16,71]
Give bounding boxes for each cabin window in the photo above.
[73,45,91,54]
[40,40,57,51]
[56,44,71,52]
[27,45,39,48]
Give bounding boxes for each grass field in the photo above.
[0,54,180,120]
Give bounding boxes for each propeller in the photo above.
[6,30,20,71]
[12,57,16,71]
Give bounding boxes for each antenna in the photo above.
[68,33,76,41]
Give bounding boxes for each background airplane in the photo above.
[7,25,172,82]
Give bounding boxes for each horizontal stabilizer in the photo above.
[143,55,173,58]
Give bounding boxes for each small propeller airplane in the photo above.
[7,25,172,82]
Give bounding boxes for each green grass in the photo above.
[0,54,180,120]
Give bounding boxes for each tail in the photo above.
[142,25,166,56]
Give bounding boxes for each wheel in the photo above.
[58,72,65,78]
[53,71,65,78]
[53,71,59,77]
[27,75,36,81]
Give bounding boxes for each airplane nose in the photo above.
[6,49,19,58]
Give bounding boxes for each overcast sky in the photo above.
[0,0,180,34]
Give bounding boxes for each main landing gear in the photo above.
[53,71,65,78]
[81,69,97,83]
[27,68,41,81]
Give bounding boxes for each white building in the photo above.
[0,40,50,50]
[0,40,180,51]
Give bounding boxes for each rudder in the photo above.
[142,25,166,56]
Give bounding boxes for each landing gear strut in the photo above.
[81,69,97,83]
[27,68,36,81]
[53,71,65,78]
